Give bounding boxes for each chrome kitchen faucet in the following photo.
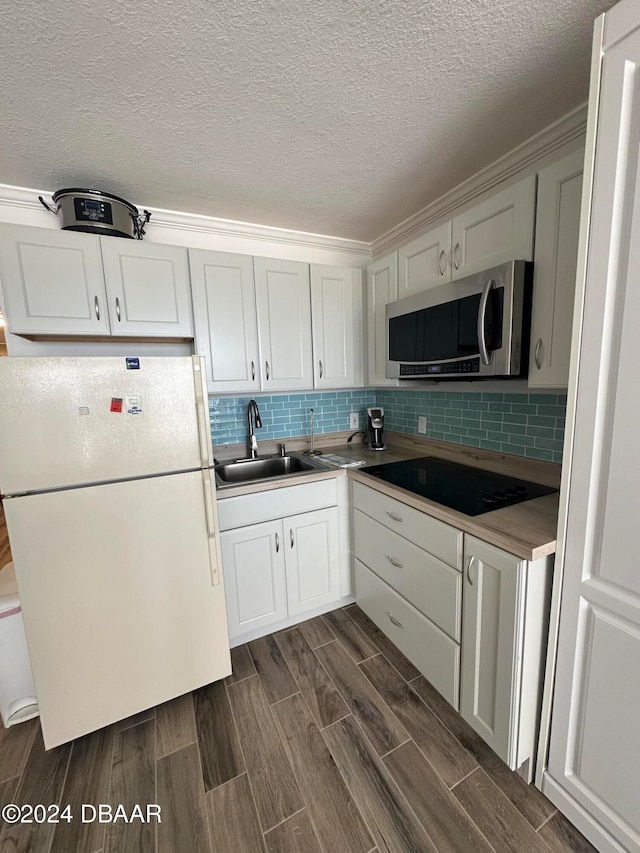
[247,400,263,459]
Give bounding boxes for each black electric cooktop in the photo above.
[361,456,557,517]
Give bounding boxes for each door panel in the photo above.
[5,471,229,748]
[221,520,287,638]
[366,252,398,385]
[190,250,259,393]
[285,508,340,616]
[310,265,355,388]
[398,222,451,296]
[0,224,109,335]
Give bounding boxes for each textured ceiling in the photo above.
[0,0,612,242]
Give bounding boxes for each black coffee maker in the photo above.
[365,407,386,451]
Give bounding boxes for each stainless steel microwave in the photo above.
[385,260,533,380]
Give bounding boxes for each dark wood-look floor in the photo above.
[0,604,598,853]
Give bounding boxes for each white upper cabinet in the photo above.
[528,149,584,388]
[451,176,536,279]
[254,257,313,392]
[0,224,110,335]
[398,221,451,296]
[100,238,193,338]
[366,252,398,386]
[310,264,359,388]
[0,224,193,339]
[190,250,260,394]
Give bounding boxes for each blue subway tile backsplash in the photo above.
[209,389,566,464]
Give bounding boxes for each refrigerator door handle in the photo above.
[192,356,213,468]
[201,468,219,586]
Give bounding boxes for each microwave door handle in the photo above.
[477,278,496,366]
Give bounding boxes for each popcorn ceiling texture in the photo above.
[0,0,610,241]
[210,389,566,463]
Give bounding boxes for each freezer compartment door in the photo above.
[5,470,230,748]
[0,357,211,494]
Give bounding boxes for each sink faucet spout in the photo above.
[247,400,263,459]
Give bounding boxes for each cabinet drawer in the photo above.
[354,509,461,640]
[218,479,337,531]
[352,481,462,569]
[356,560,460,709]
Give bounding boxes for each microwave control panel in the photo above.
[400,358,480,377]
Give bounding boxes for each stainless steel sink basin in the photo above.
[214,453,320,487]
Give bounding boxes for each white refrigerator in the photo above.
[0,356,230,748]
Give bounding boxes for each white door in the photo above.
[6,470,230,749]
[254,257,313,391]
[451,176,535,280]
[366,252,398,386]
[545,14,640,852]
[0,224,110,335]
[310,264,355,388]
[100,238,193,338]
[285,507,340,617]
[221,520,287,639]
[190,250,260,394]
[461,536,524,768]
[0,357,206,494]
[529,149,584,388]
[398,222,451,296]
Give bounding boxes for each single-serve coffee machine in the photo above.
[365,407,386,451]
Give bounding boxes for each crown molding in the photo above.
[0,183,371,256]
[371,103,589,258]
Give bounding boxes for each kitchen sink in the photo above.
[214,453,321,487]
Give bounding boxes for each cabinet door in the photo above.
[285,507,340,617]
[101,238,193,338]
[398,222,451,296]
[451,176,536,280]
[529,150,584,388]
[366,252,398,386]
[254,257,313,391]
[0,224,110,335]
[310,264,356,388]
[221,520,287,639]
[190,250,259,393]
[461,535,525,768]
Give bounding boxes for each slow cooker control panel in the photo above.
[73,197,113,224]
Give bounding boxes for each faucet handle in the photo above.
[279,443,286,457]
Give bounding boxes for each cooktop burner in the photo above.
[361,456,557,516]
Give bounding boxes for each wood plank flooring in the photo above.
[0,604,597,853]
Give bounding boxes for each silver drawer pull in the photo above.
[265,360,270,380]
[466,555,476,585]
[438,249,446,276]
[290,528,294,548]
[387,611,404,629]
[534,337,543,370]
[386,555,403,568]
[275,532,280,553]
[115,296,121,322]
[251,360,256,381]
[94,295,100,321]
[386,511,403,522]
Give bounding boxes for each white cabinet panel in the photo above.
[398,222,451,296]
[221,520,287,639]
[190,250,259,393]
[0,224,110,335]
[461,536,524,767]
[529,150,584,388]
[101,239,193,338]
[254,257,313,391]
[286,507,340,617]
[366,252,398,386]
[310,265,357,388]
[451,176,536,280]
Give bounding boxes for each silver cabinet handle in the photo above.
[453,243,460,270]
[275,532,280,553]
[534,338,543,370]
[477,278,496,366]
[265,361,270,380]
[115,296,121,322]
[386,555,403,568]
[386,511,403,522]
[251,360,256,381]
[387,611,404,629]
[438,249,446,276]
[290,528,294,548]
[466,555,476,585]
[319,359,323,379]
[94,295,100,321]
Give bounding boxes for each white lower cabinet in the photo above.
[219,479,350,642]
[353,481,552,776]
